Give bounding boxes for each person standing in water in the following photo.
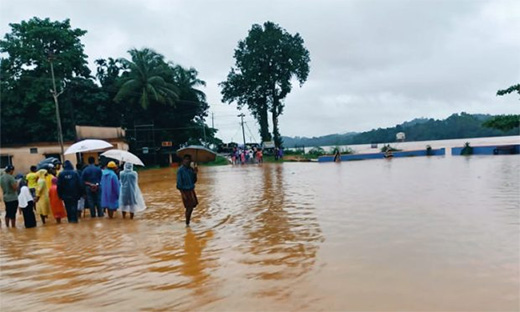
[119,163,146,219]
[1,165,19,228]
[57,160,83,223]
[82,157,103,218]
[18,178,37,228]
[49,177,67,224]
[35,169,51,224]
[177,154,198,227]
[26,166,39,198]
[101,161,120,218]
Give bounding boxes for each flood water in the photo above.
[1,155,519,311]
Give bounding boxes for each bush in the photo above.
[328,146,354,154]
[308,147,325,156]
[381,144,400,152]
[461,142,473,155]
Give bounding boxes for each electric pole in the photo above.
[48,52,65,162]
[211,112,214,129]
[238,113,246,148]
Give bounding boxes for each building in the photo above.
[0,126,127,174]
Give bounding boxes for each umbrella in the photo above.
[65,139,113,155]
[101,149,145,166]
[176,145,217,163]
[36,157,60,170]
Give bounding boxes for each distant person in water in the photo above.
[334,149,341,162]
[119,163,146,219]
[177,154,198,227]
[101,161,120,218]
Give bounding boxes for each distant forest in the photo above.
[282,113,519,147]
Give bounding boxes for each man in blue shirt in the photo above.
[177,155,198,226]
[81,157,103,217]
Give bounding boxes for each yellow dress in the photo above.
[36,173,51,217]
[45,174,54,191]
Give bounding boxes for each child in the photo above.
[49,177,67,223]
[18,179,37,228]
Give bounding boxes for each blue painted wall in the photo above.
[451,144,520,155]
[318,148,446,162]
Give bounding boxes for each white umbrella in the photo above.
[65,139,113,155]
[101,149,145,166]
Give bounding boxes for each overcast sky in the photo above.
[1,0,519,142]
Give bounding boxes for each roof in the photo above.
[76,126,125,140]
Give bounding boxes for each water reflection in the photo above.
[240,164,323,297]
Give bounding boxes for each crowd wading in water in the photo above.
[0,155,160,228]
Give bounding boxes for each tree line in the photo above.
[1,17,311,151]
[0,17,220,151]
[282,112,519,147]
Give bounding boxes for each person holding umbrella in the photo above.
[177,154,198,227]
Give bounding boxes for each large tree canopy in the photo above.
[220,21,310,147]
[1,17,219,155]
[0,17,91,144]
[483,83,520,132]
[115,48,179,109]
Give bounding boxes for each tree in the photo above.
[482,114,519,131]
[115,48,179,109]
[0,17,91,144]
[113,50,218,152]
[220,21,310,147]
[483,83,520,131]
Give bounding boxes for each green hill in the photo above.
[282,113,519,147]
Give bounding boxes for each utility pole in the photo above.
[211,112,214,129]
[238,113,246,148]
[201,120,207,146]
[48,52,65,162]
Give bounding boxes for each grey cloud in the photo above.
[1,0,518,141]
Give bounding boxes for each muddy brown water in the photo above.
[1,156,519,311]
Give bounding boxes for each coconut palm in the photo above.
[171,65,206,102]
[171,65,208,118]
[115,48,178,109]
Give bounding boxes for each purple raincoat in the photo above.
[101,169,120,210]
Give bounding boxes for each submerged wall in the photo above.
[451,144,520,155]
[318,148,446,162]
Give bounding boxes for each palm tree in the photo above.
[171,65,208,118]
[115,48,178,109]
[171,65,206,102]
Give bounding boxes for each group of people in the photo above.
[0,156,146,229]
[230,148,264,165]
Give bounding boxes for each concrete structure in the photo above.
[0,126,127,174]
